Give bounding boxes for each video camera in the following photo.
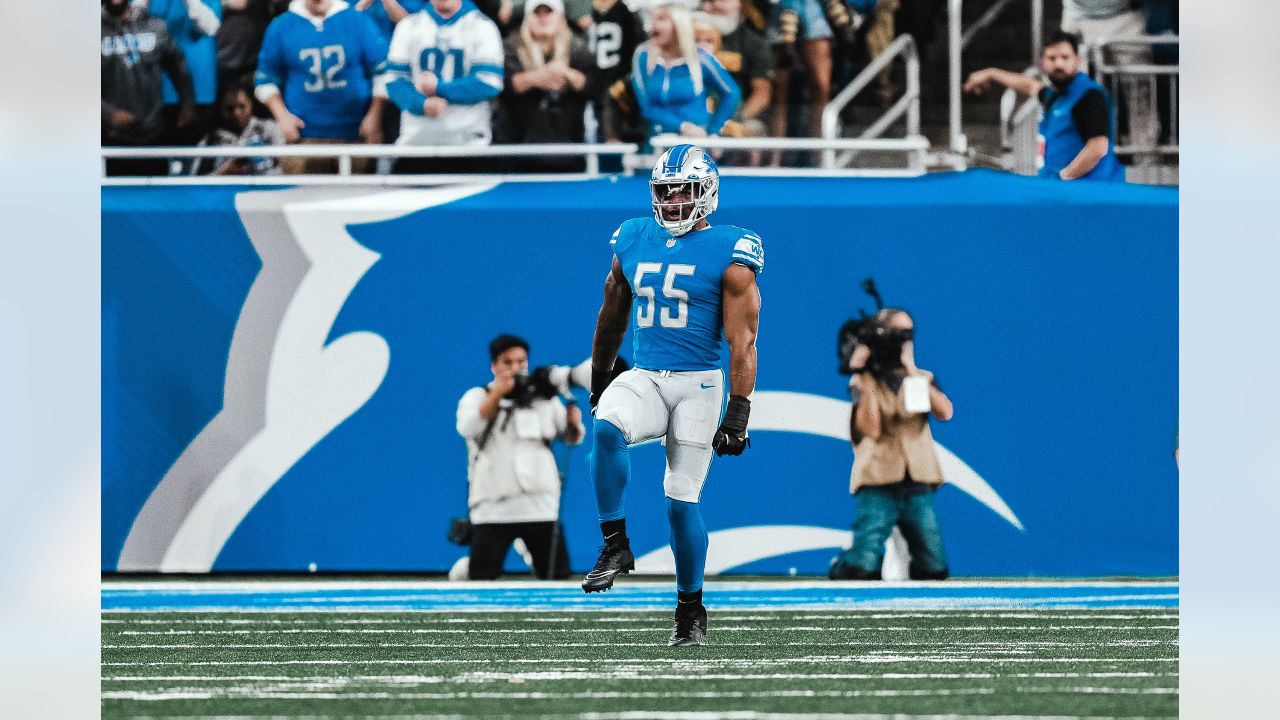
[506,366,572,408]
[505,358,630,407]
[836,278,912,377]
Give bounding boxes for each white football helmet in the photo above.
[650,144,719,236]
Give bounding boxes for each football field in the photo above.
[102,580,1178,719]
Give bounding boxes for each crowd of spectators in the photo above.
[102,0,1177,177]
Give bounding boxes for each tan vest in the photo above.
[850,377,944,492]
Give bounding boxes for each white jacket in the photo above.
[456,387,583,518]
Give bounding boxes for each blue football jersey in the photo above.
[610,217,764,371]
[255,6,388,140]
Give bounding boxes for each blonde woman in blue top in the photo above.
[631,3,742,142]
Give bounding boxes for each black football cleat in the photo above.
[581,541,635,593]
[668,603,708,646]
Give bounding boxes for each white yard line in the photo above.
[102,671,1176,683]
[103,686,1177,702]
[107,625,1177,635]
[103,656,1180,668]
[101,612,1179,624]
[103,638,1175,650]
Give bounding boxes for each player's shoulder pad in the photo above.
[609,217,649,254]
[725,225,764,274]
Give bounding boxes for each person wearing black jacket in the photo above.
[102,0,196,176]
[494,0,599,173]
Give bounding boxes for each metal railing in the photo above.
[949,0,1044,160]
[101,143,637,184]
[997,65,1041,176]
[1090,35,1179,161]
[819,33,926,173]
[102,137,934,185]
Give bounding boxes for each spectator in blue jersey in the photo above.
[255,0,390,174]
[964,30,1124,182]
[149,0,224,152]
[102,0,196,176]
[379,0,505,174]
[632,3,741,142]
[495,0,598,172]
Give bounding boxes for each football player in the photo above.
[585,144,764,646]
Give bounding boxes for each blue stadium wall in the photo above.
[102,171,1178,576]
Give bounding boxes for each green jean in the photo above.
[830,481,949,580]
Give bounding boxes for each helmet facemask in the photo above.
[651,175,717,236]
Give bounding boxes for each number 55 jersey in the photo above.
[610,217,764,372]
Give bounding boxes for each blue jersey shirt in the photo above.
[631,45,741,139]
[255,4,388,140]
[611,217,764,371]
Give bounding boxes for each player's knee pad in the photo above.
[663,470,704,503]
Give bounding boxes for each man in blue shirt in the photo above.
[585,144,764,647]
[255,0,389,173]
[964,30,1125,182]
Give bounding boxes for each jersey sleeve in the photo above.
[381,16,427,111]
[609,218,642,256]
[729,228,765,274]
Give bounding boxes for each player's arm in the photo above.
[714,263,760,456]
[590,256,633,410]
[723,263,760,397]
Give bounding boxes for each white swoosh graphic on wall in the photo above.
[634,390,1023,575]
[751,390,1023,530]
[118,185,496,572]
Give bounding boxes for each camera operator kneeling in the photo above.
[831,309,954,581]
[456,334,585,580]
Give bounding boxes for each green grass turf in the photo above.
[102,609,1177,719]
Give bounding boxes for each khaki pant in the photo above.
[281,138,374,175]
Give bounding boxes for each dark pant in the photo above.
[469,520,571,580]
[831,480,949,580]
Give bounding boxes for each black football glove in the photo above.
[712,395,751,456]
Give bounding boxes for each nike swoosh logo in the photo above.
[700,383,715,389]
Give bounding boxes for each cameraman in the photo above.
[456,334,585,580]
[830,309,954,581]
